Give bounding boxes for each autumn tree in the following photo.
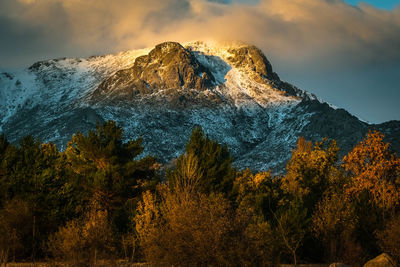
[233,168,282,220]
[233,180,281,266]
[236,218,278,266]
[48,201,115,267]
[281,137,340,211]
[343,130,400,212]
[135,189,235,266]
[312,192,361,264]
[138,164,278,266]
[48,219,84,266]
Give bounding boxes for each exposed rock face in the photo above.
[93,42,217,107]
[298,100,369,156]
[225,45,279,83]
[0,41,399,172]
[363,253,397,267]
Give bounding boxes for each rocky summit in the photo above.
[93,42,216,106]
[0,41,399,172]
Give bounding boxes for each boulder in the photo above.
[329,263,349,267]
[363,253,396,267]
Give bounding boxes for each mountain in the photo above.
[0,41,399,172]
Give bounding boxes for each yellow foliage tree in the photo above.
[135,185,280,266]
[48,201,115,266]
[135,189,234,266]
[48,219,83,266]
[343,130,400,211]
[281,137,339,208]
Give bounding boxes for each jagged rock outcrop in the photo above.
[225,45,279,83]
[93,42,217,107]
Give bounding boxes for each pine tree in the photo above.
[65,120,159,233]
[168,126,235,195]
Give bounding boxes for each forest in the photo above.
[0,121,399,266]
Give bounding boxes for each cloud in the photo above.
[0,0,399,122]
[1,0,399,68]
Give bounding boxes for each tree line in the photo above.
[0,121,399,266]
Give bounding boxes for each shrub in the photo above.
[48,202,115,266]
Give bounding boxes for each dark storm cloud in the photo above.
[0,0,399,122]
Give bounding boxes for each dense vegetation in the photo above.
[0,121,399,266]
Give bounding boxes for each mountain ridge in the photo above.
[0,41,398,172]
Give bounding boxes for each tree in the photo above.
[136,167,279,267]
[312,192,360,263]
[0,137,70,261]
[233,168,282,220]
[81,202,116,266]
[275,202,309,266]
[281,137,339,211]
[168,152,203,194]
[231,169,285,265]
[48,201,115,267]
[341,130,400,260]
[135,189,235,266]
[168,126,235,195]
[343,130,400,212]
[0,199,32,265]
[65,121,159,233]
[47,219,84,266]
[0,134,9,159]
[0,134,14,203]
[237,219,278,266]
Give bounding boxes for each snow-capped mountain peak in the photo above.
[0,41,398,172]
[91,41,302,109]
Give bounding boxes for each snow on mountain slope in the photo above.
[0,41,398,172]
[0,70,36,131]
[0,48,151,127]
[185,41,301,107]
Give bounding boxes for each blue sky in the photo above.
[345,0,400,9]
